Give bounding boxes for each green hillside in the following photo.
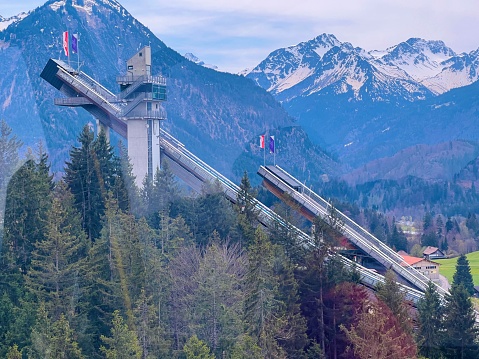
[436,251,479,286]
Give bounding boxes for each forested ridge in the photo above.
[1,121,479,358]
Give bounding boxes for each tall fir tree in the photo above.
[244,228,286,358]
[100,310,142,359]
[375,270,413,335]
[65,125,104,240]
[442,283,479,358]
[26,181,88,321]
[235,171,260,247]
[417,281,444,359]
[2,154,53,271]
[0,119,22,228]
[452,254,475,296]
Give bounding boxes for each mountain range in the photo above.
[2,0,479,193]
[245,34,479,172]
[0,0,337,183]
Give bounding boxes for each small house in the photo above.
[399,253,441,283]
[423,246,446,261]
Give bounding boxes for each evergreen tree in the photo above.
[442,284,479,358]
[118,141,140,215]
[388,219,408,252]
[299,205,344,353]
[375,270,413,334]
[235,171,260,247]
[230,335,262,359]
[100,310,142,359]
[26,181,88,321]
[65,125,104,240]
[417,281,444,359]
[2,154,53,271]
[190,237,246,356]
[6,344,22,359]
[183,335,215,359]
[452,254,475,296]
[86,196,137,349]
[28,303,53,359]
[50,314,84,359]
[244,228,287,358]
[0,119,22,227]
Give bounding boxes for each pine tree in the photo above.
[417,281,444,359]
[26,181,88,321]
[86,196,137,349]
[301,205,344,353]
[452,254,475,296]
[235,171,260,247]
[190,237,246,355]
[0,119,22,227]
[100,310,142,359]
[28,303,53,359]
[442,284,479,358]
[65,125,104,240]
[230,335,262,359]
[375,270,413,334]
[244,228,286,358]
[6,344,22,359]
[50,314,84,359]
[389,219,408,252]
[183,335,215,359]
[2,154,53,271]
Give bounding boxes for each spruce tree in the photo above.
[26,181,88,321]
[442,283,479,358]
[65,125,104,240]
[190,237,246,355]
[0,119,22,227]
[417,281,444,359]
[452,254,475,296]
[2,151,53,271]
[183,335,215,359]
[235,171,259,247]
[100,310,142,359]
[375,270,413,334]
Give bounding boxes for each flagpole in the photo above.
[77,33,80,72]
[263,139,266,166]
[67,30,71,67]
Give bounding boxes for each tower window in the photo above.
[139,52,142,57]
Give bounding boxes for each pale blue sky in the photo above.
[1,0,478,73]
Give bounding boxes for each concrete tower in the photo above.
[117,46,167,184]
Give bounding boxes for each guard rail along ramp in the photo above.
[258,165,448,297]
[159,130,424,303]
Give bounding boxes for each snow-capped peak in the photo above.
[184,53,218,70]
[0,12,29,32]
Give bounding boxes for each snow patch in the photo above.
[50,0,66,12]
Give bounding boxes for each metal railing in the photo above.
[159,130,425,303]
[259,165,447,297]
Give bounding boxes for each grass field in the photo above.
[436,251,479,286]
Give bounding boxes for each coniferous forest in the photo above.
[1,121,479,358]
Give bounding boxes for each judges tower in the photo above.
[117,46,167,182]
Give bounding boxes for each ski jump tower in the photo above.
[41,46,167,185]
